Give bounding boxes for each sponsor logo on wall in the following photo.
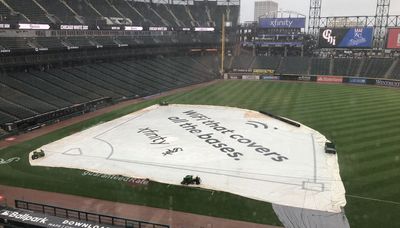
[0,208,113,228]
[387,28,400,49]
[261,75,280,80]
[322,29,336,46]
[232,69,253,73]
[259,18,306,28]
[319,27,374,48]
[317,76,343,83]
[376,79,400,88]
[298,76,312,81]
[228,75,242,80]
[348,78,367,84]
[242,75,260,80]
[253,69,275,75]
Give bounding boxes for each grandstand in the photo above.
[1,0,400,228]
[228,56,399,79]
[0,56,217,130]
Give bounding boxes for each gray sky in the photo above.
[240,0,400,22]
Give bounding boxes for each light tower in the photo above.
[308,0,322,37]
[374,0,390,49]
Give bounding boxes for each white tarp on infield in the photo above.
[30,104,346,213]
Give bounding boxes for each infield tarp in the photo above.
[30,105,346,213]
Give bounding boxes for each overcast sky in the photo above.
[240,0,400,22]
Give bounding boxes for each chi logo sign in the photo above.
[0,157,20,165]
[322,29,336,45]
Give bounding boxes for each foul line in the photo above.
[346,194,400,206]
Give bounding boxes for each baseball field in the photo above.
[1,80,400,228]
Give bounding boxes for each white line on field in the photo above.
[346,194,400,206]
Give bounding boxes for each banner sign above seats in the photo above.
[318,27,374,48]
[259,18,306,28]
[387,28,400,49]
[232,69,253,73]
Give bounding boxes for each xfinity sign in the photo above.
[259,18,306,28]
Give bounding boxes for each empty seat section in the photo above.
[143,59,195,85]
[76,65,141,96]
[189,3,208,26]
[278,57,310,75]
[390,61,400,79]
[214,5,227,28]
[130,60,186,88]
[0,97,36,119]
[0,111,17,125]
[347,59,362,76]
[89,0,120,17]
[64,0,102,25]
[0,1,26,23]
[36,0,80,24]
[133,2,164,26]
[57,68,126,99]
[227,5,240,27]
[0,73,71,108]
[0,37,31,50]
[152,4,178,27]
[360,58,393,78]
[112,62,170,92]
[310,58,330,75]
[116,36,138,45]
[35,37,64,49]
[95,63,153,95]
[170,5,193,27]
[333,58,351,76]
[85,64,150,95]
[251,56,281,70]
[4,0,50,23]
[193,55,220,74]
[30,71,100,100]
[0,83,55,113]
[231,55,255,70]
[112,0,145,25]
[169,57,215,81]
[92,37,117,46]
[121,61,176,91]
[10,72,85,104]
[65,37,94,47]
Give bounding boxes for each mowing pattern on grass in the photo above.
[1,80,400,228]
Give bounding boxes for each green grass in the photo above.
[1,80,400,228]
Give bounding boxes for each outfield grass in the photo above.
[1,80,400,228]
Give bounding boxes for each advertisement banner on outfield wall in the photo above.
[261,75,280,80]
[317,76,343,83]
[242,75,260,80]
[387,28,400,49]
[347,77,367,85]
[253,69,275,75]
[375,79,400,88]
[228,75,243,80]
[319,27,374,48]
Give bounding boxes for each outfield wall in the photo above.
[226,73,400,88]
